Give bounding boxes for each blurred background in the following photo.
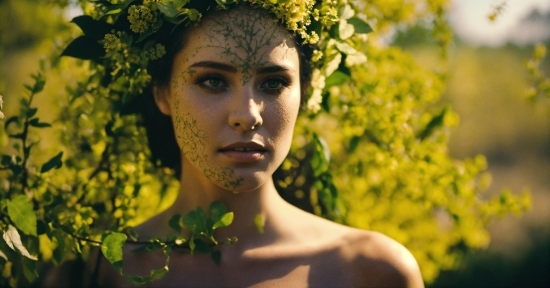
[421,0,550,286]
[1,0,549,286]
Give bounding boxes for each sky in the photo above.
[448,0,550,46]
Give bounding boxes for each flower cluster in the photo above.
[141,43,166,60]
[128,4,157,34]
[246,0,318,43]
[65,0,372,113]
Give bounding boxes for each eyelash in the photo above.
[262,77,291,94]
[193,74,291,95]
[195,74,228,93]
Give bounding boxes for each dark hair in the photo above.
[139,5,314,176]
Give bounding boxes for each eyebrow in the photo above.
[188,61,238,72]
[188,61,293,74]
[256,65,292,75]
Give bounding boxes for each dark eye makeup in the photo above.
[259,77,290,94]
[192,73,291,95]
[194,74,229,93]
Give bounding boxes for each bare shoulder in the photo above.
[338,228,424,288]
[297,211,424,287]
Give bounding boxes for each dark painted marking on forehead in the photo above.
[198,7,290,84]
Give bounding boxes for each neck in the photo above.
[167,166,291,247]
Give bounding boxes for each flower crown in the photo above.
[63,0,372,113]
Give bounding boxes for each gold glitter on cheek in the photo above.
[172,99,243,190]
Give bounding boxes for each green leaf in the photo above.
[7,195,37,236]
[28,118,51,128]
[31,76,46,94]
[8,133,25,139]
[173,0,189,9]
[4,116,20,130]
[1,155,11,166]
[74,240,82,254]
[211,250,221,266]
[24,83,33,93]
[2,225,37,260]
[311,134,330,177]
[418,106,448,141]
[101,232,127,273]
[212,212,234,229]
[183,207,207,235]
[26,108,38,118]
[208,201,228,222]
[22,257,39,283]
[71,15,114,40]
[61,36,105,60]
[325,70,350,88]
[215,0,230,9]
[52,230,66,264]
[136,29,155,43]
[156,2,178,18]
[168,214,182,232]
[185,9,200,21]
[103,1,134,14]
[40,152,63,173]
[193,238,213,253]
[37,220,49,235]
[347,17,373,34]
[105,8,122,15]
[150,266,169,280]
[125,266,169,285]
[254,214,265,234]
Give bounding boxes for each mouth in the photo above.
[219,142,267,163]
[219,142,267,152]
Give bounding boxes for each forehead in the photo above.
[177,6,298,69]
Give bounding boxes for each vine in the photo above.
[0,0,533,286]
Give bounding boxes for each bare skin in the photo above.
[47,6,424,288]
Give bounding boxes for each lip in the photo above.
[219,141,267,163]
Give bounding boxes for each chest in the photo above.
[112,250,350,287]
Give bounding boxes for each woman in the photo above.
[48,2,423,287]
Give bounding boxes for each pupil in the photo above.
[268,80,279,88]
[209,79,220,87]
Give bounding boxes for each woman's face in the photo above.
[156,7,301,193]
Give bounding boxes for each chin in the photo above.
[220,171,270,194]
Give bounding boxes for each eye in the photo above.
[195,74,228,93]
[260,77,289,94]
[207,78,221,87]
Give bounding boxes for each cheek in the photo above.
[171,101,208,163]
[171,99,244,190]
[268,95,300,145]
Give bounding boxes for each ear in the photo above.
[153,85,171,116]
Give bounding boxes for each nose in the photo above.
[228,88,263,132]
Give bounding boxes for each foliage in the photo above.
[0,0,532,286]
[526,43,550,107]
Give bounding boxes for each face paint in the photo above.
[202,9,285,84]
[166,6,301,193]
[173,99,244,191]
